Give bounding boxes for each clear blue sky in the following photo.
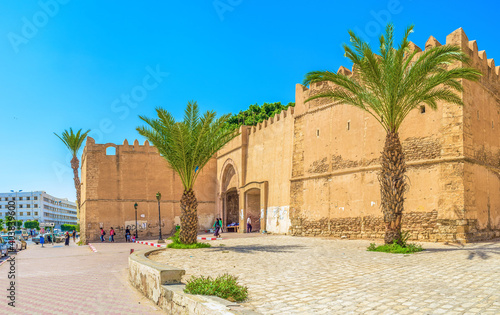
[0,0,499,201]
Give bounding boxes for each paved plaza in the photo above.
[0,235,499,314]
[0,240,162,314]
[149,234,500,314]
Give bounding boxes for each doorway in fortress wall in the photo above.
[245,188,261,232]
[224,189,239,231]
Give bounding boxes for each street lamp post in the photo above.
[134,203,138,241]
[156,192,164,243]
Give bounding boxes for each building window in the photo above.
[20,212,23,216]
[34,196,38,200]
[347,121,351,130]
[27,204,31,208]
[0,205,2,209]
[34,204,38,208]
[27,212,31,216]
[27,197,30,200]
[420,105,425,114]
[35,212,38,216]
[19,204,23,208]
[19,197,23,200]
[12,197,15,201]
[316,129,320,137]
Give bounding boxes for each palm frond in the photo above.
[137,101,239,190]
[302,23,482,132]
[54,128,91,157]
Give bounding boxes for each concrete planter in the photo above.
[128,248,258,315]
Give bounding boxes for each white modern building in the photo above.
[0,191,78,229]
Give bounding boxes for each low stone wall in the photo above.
[128,249,259,315]
[289,210,500,243]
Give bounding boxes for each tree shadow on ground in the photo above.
[208,244,305,254]
[423,242,500,260]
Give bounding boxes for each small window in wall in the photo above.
[492,121,494,129]
[316,129,320,137]
[420,105,425,114]
[106,146,116,155]
[347,121,351,131]
[19,204,23,208]
[477,110,480,120]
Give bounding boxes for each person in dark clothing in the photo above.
[64,232,70,246]
[125,228,131,242]
[213,218,221,237]
[72,230,77,242]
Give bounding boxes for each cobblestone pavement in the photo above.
[149,234,500,314]
[0,240,162,314]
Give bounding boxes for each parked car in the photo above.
[32,233,54,244]
[1,235,22,251]
[0,236,8,256]
[15,236,27,250]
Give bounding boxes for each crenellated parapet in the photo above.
[248,106,295,135]
[83,136,157,156]
[294,27,500,114]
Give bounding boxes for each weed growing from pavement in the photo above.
[367,231,424,254]
[167,230,211,249]
[184,274,248,302]
[367,242,424,254]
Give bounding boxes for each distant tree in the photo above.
[61,224,78,232]
[54,128,91,211]
[226,102,295,130]
[15,220,22,229]
[24,221,40,230]
[0,219,3,231]
[137,101,238,244]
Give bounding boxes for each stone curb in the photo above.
[129,248,260,315]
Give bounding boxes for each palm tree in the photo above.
[137,101,238,244]
[303,24,481,244]
[54,128,91,211]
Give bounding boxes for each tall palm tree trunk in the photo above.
[180,188,199,244]
[379,131,407,244]
[71,156,81,210]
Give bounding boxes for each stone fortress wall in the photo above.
[81,28,500,243]
[216,28,500,242]
[80,138,217,243]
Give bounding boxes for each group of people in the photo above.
[100,227,136,242]
[39,230,77,247]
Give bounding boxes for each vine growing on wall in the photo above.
[226,102,295,130]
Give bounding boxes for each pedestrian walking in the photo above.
[247,216,252,233]
[64,232,70,246]
[40,234,45,247]
[218,217,223,237]
[125,228,131,242]
[72,230,76,242]
[213,218,220,237]
[109,227,115,242]
[100,227,106,242]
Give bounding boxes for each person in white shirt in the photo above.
[247,216,252,233]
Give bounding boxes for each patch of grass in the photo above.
[367,242,424,254]
[166,230,211,249]
[77,240,84,246]
[168,242,211,249]
[184,274,248,302]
